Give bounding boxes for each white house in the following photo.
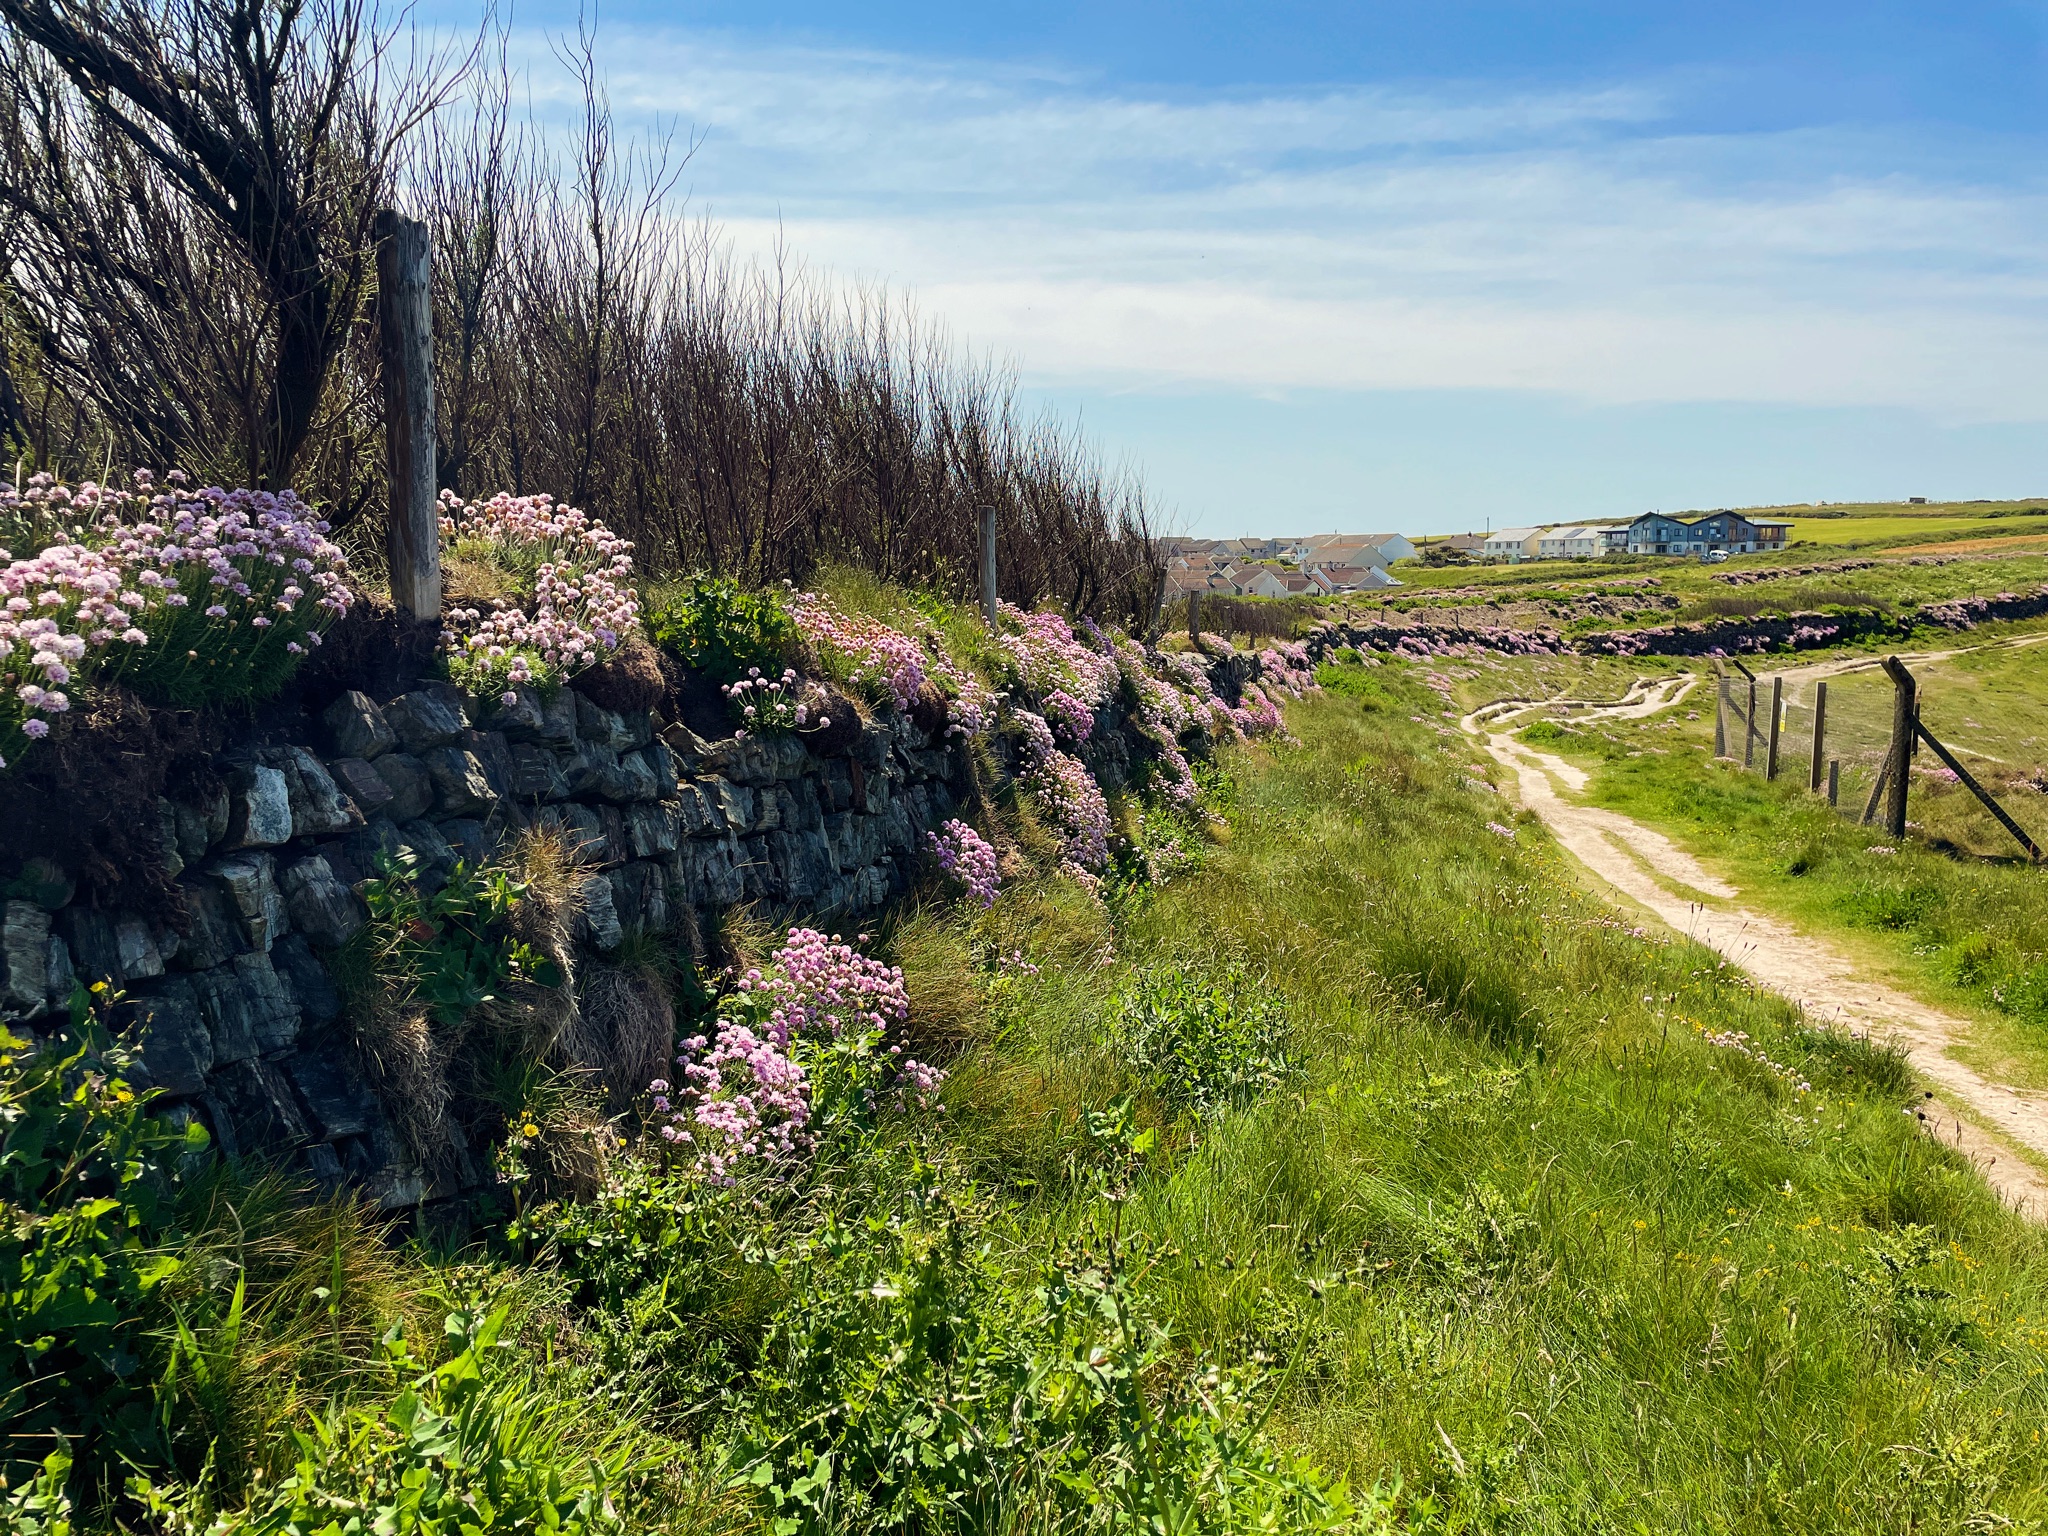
[1483,527,1545,563]
[1236,568,1292,599]
[1537,526,1607,560]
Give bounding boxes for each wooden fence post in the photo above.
[1827,759,1839,808]
[979,504,998,630]
[1744,676,1758,769]
[1765,676,1783,781]
[1714,674,1728,758]
[1809,680,1828,792]
[375,209,439,623]
[1881,655,1917,840]
[1187,591,1200,644]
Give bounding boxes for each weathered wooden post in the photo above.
[1714,672,1729,758]
[979,504,998,629]
[1827,759,1840,807]
[1765,676,1784,781]
[1187,591,1201,643]
[1881,655,1917,839]
[1809,680,1828,792]
[375,209,440,623]
[1744,676,1758,769]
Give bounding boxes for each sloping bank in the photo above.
[0,476,1312,1212]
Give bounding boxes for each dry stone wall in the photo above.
[0,677,973,1207]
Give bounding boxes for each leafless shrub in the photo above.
[2,3,1163,623]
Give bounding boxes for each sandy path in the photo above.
[1463,682,2048,1222]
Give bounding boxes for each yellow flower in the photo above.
[522,1123,540,1139]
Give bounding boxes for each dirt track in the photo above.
[1463,677,2048,1222]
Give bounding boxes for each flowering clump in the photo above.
[995,602,1119,711]
[743,927,912,1045]
[1695,1022,1812,1094]
[724,666,829,737]
[654,1029,812,1184]
[649,928,938,1183]
[1259,640,1320,698]
[438,490,638,698]
[786,591,929,712]
[0,470,354,763]
[927,819,1001,907]
[1028,748,1113,878]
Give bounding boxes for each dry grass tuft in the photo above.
[572,962,678,1109]
[892,907,988,1059]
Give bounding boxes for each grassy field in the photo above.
[32,652,2048,1533]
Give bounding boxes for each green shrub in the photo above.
[646,576,797,686]
[0,992,207,1485]
[354,854,562,1028]
[1314,661,1394,707]
[138,1308,646,1535]
[1109,964,1291,1120]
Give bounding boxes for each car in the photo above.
[1701,550,1729,563]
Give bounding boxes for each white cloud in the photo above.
[515,27,2048,424]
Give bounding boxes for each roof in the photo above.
[1486,527,1543,541]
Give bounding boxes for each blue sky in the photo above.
[457,1,2048,536]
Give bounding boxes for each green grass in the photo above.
[28,666,2048,1533]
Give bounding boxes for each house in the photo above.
[1537,526,1608,560]
[1624,511,1795,556]
[1309,562,1401,592]
[1600,526,1630,554]
[1236,568,1292,599]
[1483,527,1545,563]
[1303,532,1417,569]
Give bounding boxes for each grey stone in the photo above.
[577,873,622,952]
[337,818,406,885]
[506,742,565,799]
[614,748,660,803]
[208,852,289,951]
[574,694,634,751]
[2,901,52,1012]
[302,1141,346,1185]
[280,856,366,949]
[45,935,74,1008]
[192,953,301,1063]
[658,720,709,768]
[224,764,294,849]
[422,746,497,817]
[699,733,777,786]
[126,981,211,1098]
[270,932,340,1024]
[646,739,680,799]
[708,779,753,834]
[625,802,681,858]
[460,730,514,798]
[481,686,548,742]
[536,802,607,864]
[384,690,466,753]
[738,836,774,901]
[62,907,121,984]
[675,782,718,836]
[396,821,457,891]
[440,819,492,870]
[822,760,855,813]
[373,754,435,822]
[606,862,641,933]
[618,710,656,751]
[610,860,672,935]
[323,690,398,760]
[173,785,229,863]
[208,1058,310,1153]
[157,801,185,879]
[538,687,580,746]
[287,1047,381,1141]
[115,916,165,980]
[329,757,395,816]
[678,835,746,907]
[558,740,625,801]
[270,747,356,835]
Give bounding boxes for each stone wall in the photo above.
[0,676,975,1208]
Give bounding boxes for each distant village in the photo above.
[1161,508,1798,597]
